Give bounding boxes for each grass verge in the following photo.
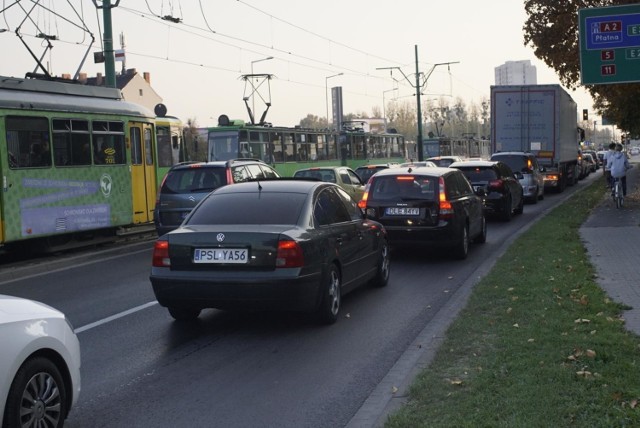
[385,179,640,427]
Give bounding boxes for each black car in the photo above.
[150,179,390,324]
[449,160,524,221]
[358,166,486,259]
[153,158,280,236]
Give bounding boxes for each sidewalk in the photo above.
[580,163,640,336]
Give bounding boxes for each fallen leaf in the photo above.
[508,287,514,292]
[506,307,513,314]
[580,295,589,306]
[448,276,453,280]
[586,349,596,358]
[574,318,591,324]
[527,338,535,343]
[345,313,351,318]
[631,399,638,409]
[450,379,463,385]
[392,386,398,393]
[590,330,597,335]
[513,323,519,328]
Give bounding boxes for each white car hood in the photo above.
[0,295,63,324]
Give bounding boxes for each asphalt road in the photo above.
[0,172,599,428]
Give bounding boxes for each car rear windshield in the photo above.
[368,175,437,201]
[294,169,337,183]
[162,167,227,194]
[457,167,497,182]
[492,155,528,173]
[186,192,307,225]
[356,167,385,181]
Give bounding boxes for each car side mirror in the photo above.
[514,172,524,180]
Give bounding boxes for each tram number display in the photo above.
[193,248,248,264]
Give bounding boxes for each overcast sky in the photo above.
[1,0,598,128]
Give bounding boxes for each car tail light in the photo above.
[226,168,234,184]
[152,240,171,267]
[358,182,371,210]
[276,240,304,268]
[438,177,453,219]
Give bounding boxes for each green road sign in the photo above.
[579,4,640,84]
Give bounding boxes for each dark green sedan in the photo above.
[150,179,390,324]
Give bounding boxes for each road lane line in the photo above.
[75,301,158,333]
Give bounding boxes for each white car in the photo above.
[0,295,81,427]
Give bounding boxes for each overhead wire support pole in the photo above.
[93,0,120,88]
[377,47,458,161]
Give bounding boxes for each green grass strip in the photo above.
[386,180,640,427]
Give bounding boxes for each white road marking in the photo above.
[75,301,158,333]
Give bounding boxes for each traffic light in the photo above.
[582,109,588,121]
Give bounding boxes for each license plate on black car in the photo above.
[193,248,248,263]
[385,207,419,215]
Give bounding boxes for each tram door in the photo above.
[130,123,157,224]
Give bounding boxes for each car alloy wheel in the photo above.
[4,357,67,428]
[371,241,390,287]
[317,264,341,324]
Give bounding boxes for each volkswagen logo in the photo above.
[216,233,225,242]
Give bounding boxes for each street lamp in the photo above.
[325,73,343,129]
[251,56,274,116]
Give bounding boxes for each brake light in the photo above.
[152,240,170,267]
[358,191,369,209]
[396,175,415,181]
[438,177,454,219]
[358,182,371,209]
[226,167,233,184]
[276,240,304,268]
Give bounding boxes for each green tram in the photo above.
[422,136,491,160]
[188,115,407,176]
[155,114,184,187]
[0,75,165,250]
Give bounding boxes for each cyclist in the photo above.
[608,143,631,197]
[603,142,617,188]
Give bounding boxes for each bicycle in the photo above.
[611,177,624,209]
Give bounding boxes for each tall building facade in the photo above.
[494,60,537,85]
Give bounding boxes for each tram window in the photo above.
[352,136,366,160]
[156,126,173,167]
[130,127,142,165]
[144,128,153,165]
[92,120,125,165]
[6,116,51,169]
[283,134,295,161]
[326,135,338,161]
[296,143,309,161]
[269,134,283,163]
[52,119,91,167]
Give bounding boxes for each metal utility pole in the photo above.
[93,0,120,88]
[377,46,458,161]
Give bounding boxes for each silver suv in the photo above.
[153,159,279,236]
[490,152,544,203]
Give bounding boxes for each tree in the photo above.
[298,114,327,129]
[523,0,640,134]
